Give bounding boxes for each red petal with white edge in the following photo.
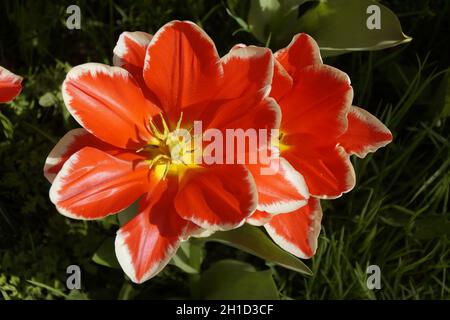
[275,33,322,81]
[174,164,257,231]
[280,64,353,140]
[219,46,273,101]
[246,210,271,226]
[62,63,161,149]
[186,46,276,149]
[283,143,356,198]
[248,157,309,214]
[113,31,154,100]
[198,47,275,130]
[271,60,293,101]
[115,177,192,283]
[265,198,323,259]
[338,106,393,158]
[113,31,152,71]
[207,98,281,148]
[143,21,222,123]
[44,128,145,183]
[50,147,155,220]
[0,66,22,103]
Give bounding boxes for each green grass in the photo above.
[1,0,449,299]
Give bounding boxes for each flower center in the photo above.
[278,132,290,153]
[139,113,198,179]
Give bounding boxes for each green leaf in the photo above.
[248,0,306,46]
[433,71,450,119]
[117,200,140,226]
[38,92,58,107]
[298,0,412,57]
[245,0,410,53]
[98,214,119,228]
[66,290,89,300]
[26,280,68,298]
[170,240,205,274]
[206,224,312,276]
[117,282,139,300]
[198,259,279,299]
[414,216,450,240]
[226,0,250,31]
[92,237,120,269]
[0,112,13,138]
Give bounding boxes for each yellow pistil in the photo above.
[278,132,290,153]
[140,112,199,180]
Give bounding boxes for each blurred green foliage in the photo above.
[0,0,449,299]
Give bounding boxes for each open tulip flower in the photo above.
[246,34,393,259]
[44,21,281,283]
[0,66,22,103]
[44,20,393,284]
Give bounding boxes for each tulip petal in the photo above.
[271,60,293,101]
[265,198,322,259]
[113,31,152,73]
[275,33,322,81]
[219,46,273,101]
[198,47,281,134]
[44,128,145,183]
[280,64,353,140]
[246,210,271,226]
[113,31,154,100]
[248,157,309,215]
[143,20,222,123]
[338,106,393,158]
[283,143,356,198]
[50,147,154,220]
[0,66,22,103]
[62,63,161,149]
[206,97,281,166]
[115,177,191,283]
[175,164,257,231]
[200,47,275,130]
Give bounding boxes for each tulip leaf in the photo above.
[198,259,279,299]
[117,200,140,226]
[226,0,250,31]
[298,0,412,57]
[248,0,308,47]
[92,237,120,269]
[170,240,205,274]
[243,0,411,53]
[206,224,313,276]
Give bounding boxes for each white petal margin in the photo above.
[48,151,82,220]
[62,63,130,130]
[186,227,215,240]
[113,31,152,67]
[346,106,393,158]
[174,165,258,232]
[115,224,181,284]
[0,66,23,85]
[315,146,356,200]
[43,128,88,183]
[246,211,272,226]
[221,45,274,98]
[144,20,222,75]
[257,157,309,214]
[265,198,323,259]
[274,33,323,67]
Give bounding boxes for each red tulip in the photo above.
[44,21,280,283]
[247,34,393,259]
[0,66,22,103]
